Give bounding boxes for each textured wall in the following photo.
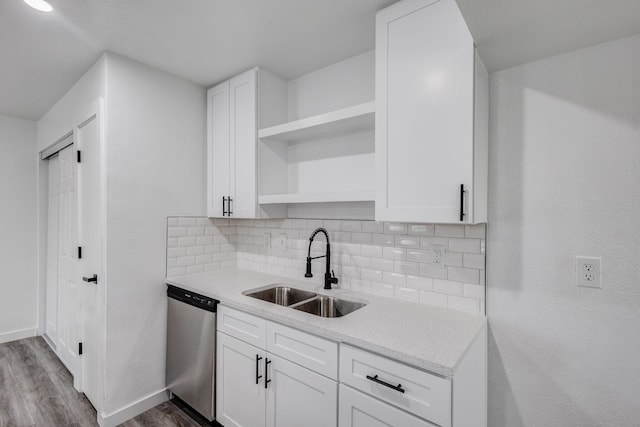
[487,33,640,426]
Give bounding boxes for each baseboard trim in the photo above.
[0,327,37,344]
[98,389,169,427]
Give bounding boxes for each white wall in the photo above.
[0,115,38,343]
[103,53,205,415]
[487,33,640,426]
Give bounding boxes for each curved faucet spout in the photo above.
[304,227,338,289]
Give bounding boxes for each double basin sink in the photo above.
[243,284,366,318]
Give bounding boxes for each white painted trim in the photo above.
[0,327,37,344]
[97,389,169,427]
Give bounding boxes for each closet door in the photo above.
[56,146,79,373]
[45,156,60,343]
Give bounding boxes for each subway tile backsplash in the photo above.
[166,217,486,315]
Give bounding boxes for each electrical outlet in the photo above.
[431,245,446,264]
[271,233,287,250]
[575,256,602,288]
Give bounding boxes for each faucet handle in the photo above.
[330,270,339,284]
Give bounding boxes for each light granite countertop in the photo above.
[166,268,486,377]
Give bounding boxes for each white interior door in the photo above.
[45,155,60,344]
[56,145,80,382]
[77,101,105,412]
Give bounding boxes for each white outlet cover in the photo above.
[272,233,287,250]
[575,256,602,288]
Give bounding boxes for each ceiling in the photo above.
[1,0,640,121]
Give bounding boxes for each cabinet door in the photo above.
[266,354,337,427]
[216,332,266,427]
[339,385,435,427]
[207,81,230,217]
[229,69,258,218]
[376,0,475,223]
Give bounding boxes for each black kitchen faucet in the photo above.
[304,227,339,290]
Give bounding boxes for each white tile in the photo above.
[167,258,177,268]
[305,219,324,229]
[213,218,230,226]
[419,291,447,308]
[361,269,383,283]
[371,283,394,297]
[167,247,186,258]
[394,261,419,276]
[351,256,371,269]
[178,237,196,247]
[361,245,383,258]
[186,246,205,256]
[323,220,342,231]
[447,295,481,314]
[177,256,196,267]
[406,249,430,263]
[433,279,463,296]
[419,263,447,279]
[372,233,395,246]
[197,218,212,227]
[167,237,178,248]
[351,232,372,244]
[421,237,449,249]
[383,247,405,260]
[445,252,463,267]
[196,254,213,264]
[449,238,481,254]
[406,275,433,291]
[376,258,395,272]
[383,272,406,286]
[167,227,187,237]
[394,235,420,248]
[394,286,419,302]
[205,262,222,272]
[178,217,198,227]
[463,283,485,300]
[167,217,178,227]
[341,266,360,280]
[465,224,486,238]
[434,224,465,237]
[408,224,435,236]
[342,221,362,232]
[350,280,372,293]
[463,253,485,269]
[447,266,480,284]
[384,222,408,234]
[362,221,384,233]
[196,236,214,245]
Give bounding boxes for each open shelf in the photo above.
[258,190,375,205]
[258,102,375,142]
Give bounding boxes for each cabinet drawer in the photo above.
[339,385,436,427]
[339,344,451,427]
[266,321,338,380]
[217,305,266,348]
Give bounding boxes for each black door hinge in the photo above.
[79,342,83,355]
[77,151,81,163]
[78,246,82,259]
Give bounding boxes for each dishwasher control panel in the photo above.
[167,284,218,312]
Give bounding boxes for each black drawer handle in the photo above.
[82,274,98,284]
[222,196,227,216]
[255,355,263,385]
[264,358,271,389]
[459,184,466,222]
[228,197,233,216]
[366,374,405,393]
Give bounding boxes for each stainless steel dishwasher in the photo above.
[166,284,218,422]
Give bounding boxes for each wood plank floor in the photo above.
[0,337,203,427]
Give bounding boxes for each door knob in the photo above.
[82,274,98,284]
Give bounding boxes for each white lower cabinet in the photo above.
[216,332,266,427]
[216,306,338,427]
[339,385,435,427]
[266,354,337,427]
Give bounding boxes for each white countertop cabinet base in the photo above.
[375,0,488,224]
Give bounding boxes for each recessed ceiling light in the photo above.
[24,0,53,12]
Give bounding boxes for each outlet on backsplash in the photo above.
[431,245,446,264]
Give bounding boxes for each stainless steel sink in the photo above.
[244,285,317,306]
[291,296,366,318]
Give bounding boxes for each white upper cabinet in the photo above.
[207,68,287,218]
[375,0,488,224]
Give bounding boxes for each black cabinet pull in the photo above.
[255,354,263,385]
[222,196,227,216]
[459,184,466,222]
[264,358,271,389]
[228,197,233,216]
[366,374,405,393]
[82,274,98,284]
